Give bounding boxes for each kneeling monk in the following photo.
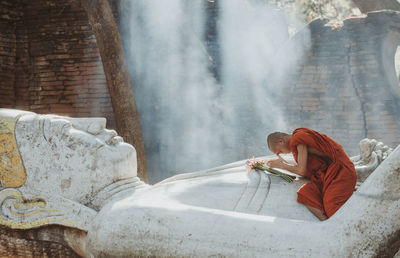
[266,128,357,220]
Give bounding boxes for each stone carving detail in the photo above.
[0,188,96,230]
[351,138,393,182]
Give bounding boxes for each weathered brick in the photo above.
[63,80,86,86]
[39,90,63,96]
[63,87,89,94]
[88,88,107,93]
[33,100,54,105]
[30,104,48,109]
[40,81,63,87]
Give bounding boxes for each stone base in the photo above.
[0,225,82,258]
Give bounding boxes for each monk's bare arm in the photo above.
[280,144,307,176]
[267,144,308,176]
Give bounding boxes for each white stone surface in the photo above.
[86,145,400,257]
[15,113,138,210]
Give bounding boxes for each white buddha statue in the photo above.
[0,108,399,257]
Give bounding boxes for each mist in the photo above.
[119,0,310,183]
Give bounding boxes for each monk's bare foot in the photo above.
[306,205,328,221]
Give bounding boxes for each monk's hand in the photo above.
[266,158,284,169]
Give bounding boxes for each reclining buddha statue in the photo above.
[0,108,399,257]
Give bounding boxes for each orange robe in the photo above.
[289,128,357,217]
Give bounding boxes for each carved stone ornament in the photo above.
[0,112,26,188]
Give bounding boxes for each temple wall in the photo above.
[0,1,24,108]
[283,11,400,155]
[0,1,399,154]
[0,0,116,128]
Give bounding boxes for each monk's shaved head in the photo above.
[267,132,290,150]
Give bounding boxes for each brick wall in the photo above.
[0,1,24,108]
[0,0,116,128]
[283,11,400,154]
[0,2,399,154]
